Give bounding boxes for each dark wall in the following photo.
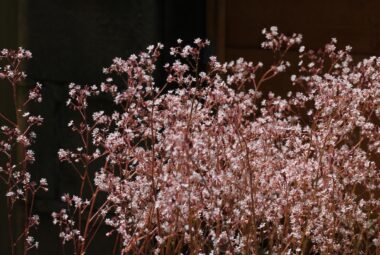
[26,1,160,84]
[25,0,206,84]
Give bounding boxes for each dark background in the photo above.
[1,0,380,254]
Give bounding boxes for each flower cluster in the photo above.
[51,193,93,246]
[2,27,379,254]
[0,47,32,82]
[0,48,47,254]
[52,27,380,254]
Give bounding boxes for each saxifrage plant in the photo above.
[1,27,380,254]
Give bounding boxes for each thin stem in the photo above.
[7,197,15,255]
[83,213,105,252]
[80,188,99,254]
[0,112,17,127]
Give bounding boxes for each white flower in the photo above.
[194,38,202,44]
[147,45,154,52]
[39,178,48,186]
[6,191,14,197]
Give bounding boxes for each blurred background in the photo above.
[1,0,380,254]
